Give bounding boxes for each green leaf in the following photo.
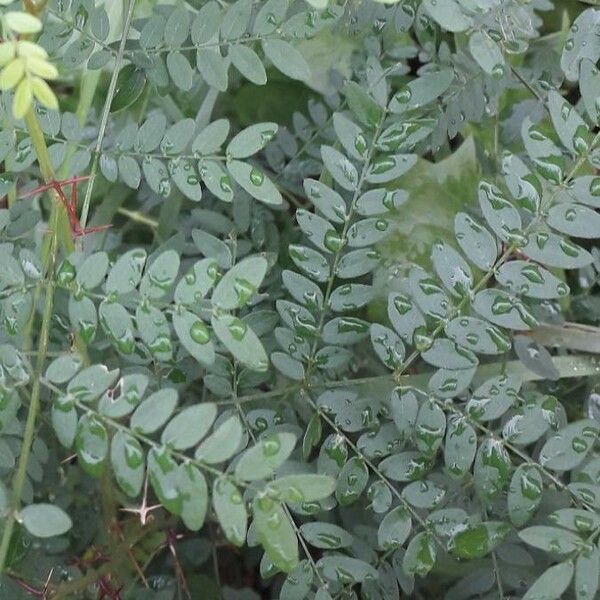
[269,474,336,503]
[75,414,109,477]
[161,403,217,450]
[67,365,119,403]
[161,118,195,154]
[76,252,109,290]
[227,122,277,159]
[561,8,600,81]
[519,526,582,555]
[148,446,182,516]
[262,39,310,81]
[211,313,269,371]
[547,203,600,239]
[444,415,476,478]
[234,432,296,481]
[539,420,599,471]
[321,145,358,191]
[547,90,589,155]
[227,160,282,205]
[131,389,178,434]
[110,65,146,112]
[213,476,247,546]
[289,244,330,282]
[448,522,510,559]
[106,248,147,295]
[118,155,141,188]
[166,52,193,91]
[174,258,218,304]
[370,324,405,369]
[195,415,243,463]
[300,522,352,549]
[229,45,267,85]
[523,562,574,600]
[478,181,520,241]
[496,260,568,299]
[336,456,368,505]
[507,465,543,527]
[173,309,215,366]
[575,547,599,600]
[317,555,377,584]
[139,250,180,299]
[170,158,202,201]
[473,289,537,330]
[454,212,497,270]
[343,80,383,127]
[423,0,472,32]
[580,58,600,124]
[164,7,189,47]
[110,431,145,497]
[45,354,83,384]
[193,119,230,155]
[389,69,454,114]
[522,230,592,269]
[51,396,77,449]
[254,497,298,574]
[197,48,229,91]
[473,438,511,501]
[468,31,505,77]
[445,316,510,355]
[20,504,72,538]
[403,532,436,577]
[220,0,252,39]
[378,506,412,550]
[212,256,267,309]
[177,463,208,531]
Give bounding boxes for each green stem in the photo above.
[24,108,74,256]
[0,244,57,572]
[21,108,91,362]
[79,0,136,230]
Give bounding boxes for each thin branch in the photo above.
[79,0,137,230]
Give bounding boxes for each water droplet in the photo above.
[250,167,264,186]
[572,436,588,453]
[57,260,76,285]
[354,133,367,156]
[263,434,281,456]
[560,238,580,257]
[220,175,232,193]
[324,230,345,252]
[491,64,505,79]
[228,318,247,341]
[158,178,170,198]
[395,88,412,105]
[190,320,210,344]
[233,278,256,306]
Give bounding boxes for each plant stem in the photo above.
[24,108,74,256]
[21,107,91,362]
[79,0,137,230]
[0,241,57,572]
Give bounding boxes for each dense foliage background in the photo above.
[1,0,600,598]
